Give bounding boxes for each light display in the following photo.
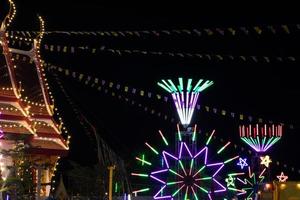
[239,124,283,152]
[237,157,248,170]
[132,127,240,199]
[277,172,288,182]
[226,156,269,199]
[157,78,213,125]
[260,155,272,168]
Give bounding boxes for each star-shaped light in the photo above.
[226,175,236,187]
[277,172,288,182]
[237,157,248,170]
[260,155,272,168]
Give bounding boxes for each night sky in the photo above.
[1,0,300,182]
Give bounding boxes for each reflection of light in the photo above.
[280,184,286,190]
[297,183,300,189]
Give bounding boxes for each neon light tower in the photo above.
[131,78,242,199]
[158,78,215,199]
[239,124,283,199]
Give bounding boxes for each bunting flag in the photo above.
[11,54,296,131]
[10,39,297,63]
[51,72,300,178]
[8,23,300,39]
[13,58,290,130]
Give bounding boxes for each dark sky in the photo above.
[1,0,300,181]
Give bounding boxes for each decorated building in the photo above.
[0,0,69,198]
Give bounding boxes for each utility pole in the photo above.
[108,165,116,200]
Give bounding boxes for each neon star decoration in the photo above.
[157,78,213,125]
[277,172,288,182]
[260,155,272,168]
[132,127,240,199]
[237,158,248,170]
[239,124,283,152]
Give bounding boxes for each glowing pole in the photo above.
[108,165,116,200]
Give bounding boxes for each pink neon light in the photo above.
[206,163,224,177]
[212,178,227,193]
[183,142,193,158]
[151,169,169,175]
[194,147,208,164]
[162,151,178,169]
[153,185,171,199]
[179,142,183,159]
[150,175,166,184]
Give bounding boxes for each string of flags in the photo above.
[14,58,291,130]
[10,39,297,63]
[8,23,300,39]
[51,72,300,177]
[9,53,296,130]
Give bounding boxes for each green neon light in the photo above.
[228,172,244,176]
[217,141,230,154]
[187,79,193,92]
[168,80,177,92]
[178,77,184,92]
[157,82,172,93]
[224,155,239,164]
[184,187,188,200]
[195,184,208,194]
[197,177,212,180]
[177,128,182,141]
[169,169,183,178]
[145,143,159,155]
[131,173,148,177]
[192,188,199,200]
[167,181,180,185]
[192,125,197,141]
[193,165,205,177]
[136,156,152,166]
[162,80,174,92]
[172,185,184,197]
[192,79,203,92]
[115,182,118,193]
[198,80,214,92]
[133,188,150,193]
[159,130,169,146]
[189,159,194,175]
[179,160,187,175]
[206,130,215,145]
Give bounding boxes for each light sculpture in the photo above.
[132,128,239,200]
[157,78,213,126]
[239,124,283,152]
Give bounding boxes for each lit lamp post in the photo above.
[239,124,283,199]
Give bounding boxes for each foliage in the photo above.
[0,142,34,199]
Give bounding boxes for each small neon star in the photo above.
[277,172,288,182]
[260,155,272,168]
[225,175,235,187]
[237,158,248,170]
